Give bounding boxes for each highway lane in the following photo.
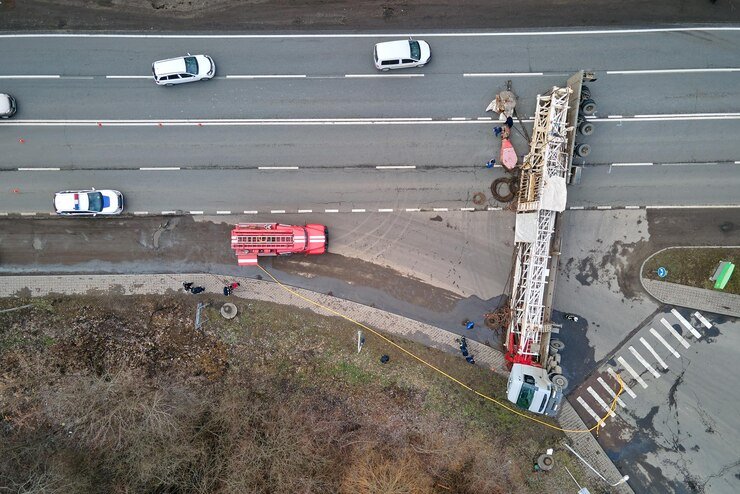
[1,119,738,169]
[1,163,738,215]
[1,72,739,120]
[2,29,739,77]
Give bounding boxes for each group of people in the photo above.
[456,336,476,364]
[182,281,240,295]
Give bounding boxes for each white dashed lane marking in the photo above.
[694,311,713,329]
[671,308,703,339]
[640,337,668,370]
[660,318,691,349]
[608,367,637,399]
[587,386,616,418]
[597,376,627,408]
[576,396,602,424]
[629,346,661,378]
[617,356,649,389]
[649,328,681,358]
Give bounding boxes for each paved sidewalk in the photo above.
[0,273,633,493]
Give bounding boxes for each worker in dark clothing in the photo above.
[466,355,476,365]
[223,286,232,296]
[183,282,193,291]
[190,286,205,294]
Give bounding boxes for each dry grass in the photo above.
[0,295,608,494]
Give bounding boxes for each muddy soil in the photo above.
[2,0,738,31]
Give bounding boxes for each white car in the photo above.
[54,189,124,216]
[373,39,431,71]
[0,93,17,118]
[152,54,215,86]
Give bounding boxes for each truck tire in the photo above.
[581,85,592,100]
[551,374,569,389]
[580,98,597,115]
[574,143,591,158]
[578,120,595,136]
[549,339,565,352]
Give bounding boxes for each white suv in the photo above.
[152,54,215,86]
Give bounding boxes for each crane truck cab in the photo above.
[507,364,563,417]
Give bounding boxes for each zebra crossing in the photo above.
[574,308,713,426]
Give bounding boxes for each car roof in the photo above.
[375,40,412,60]
[55,190,93,212]
[0,94,12,113]
[153,57,188,76]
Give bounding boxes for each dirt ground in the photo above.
[0,294,607,494]
[1,0,738,31]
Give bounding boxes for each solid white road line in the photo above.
[629,346,661,379]
[0,75,60,79]
[633,112,740,118]
[607,115,623,119]
[464,72,544,77]
[297,209,312,213]
[671,308,703,339]
[345,73,424,78]
[597,376,627,408]
[607,68,740,75]
[216,211,231,215]
[243,210,258,214]
[587,386,616,418]
[640,337,668,370]
[140,167,180,170]
[226,74,306,79]
[661,318,691,349]
[607,368,637,399]
[617,356,648,389]
[378,208,394,212]
[576,396,602,425]
[612,162,653,166]
[271,210,286,214]
[649,328,681,358]
[17,167,61,171]
[376,165,416,169]
[694,312,713,329]
[325,209,339,213]
[258,166,299,170]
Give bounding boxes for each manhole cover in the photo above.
[220,303,238,319]
[472,192,486,205]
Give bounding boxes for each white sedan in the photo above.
[53,189,124,216]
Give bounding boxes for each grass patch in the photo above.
[644,247,740,294]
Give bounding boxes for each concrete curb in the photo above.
[640,246,740,317]
[0,273,633,493]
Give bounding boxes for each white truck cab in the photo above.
[507,363,563,417]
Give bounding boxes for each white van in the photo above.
[373,39,431,71]
[152,54,215,86]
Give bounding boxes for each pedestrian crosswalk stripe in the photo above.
[640,337,668,370]
[598,376,627,407]
[587,386,616,418]
[576,396,602,424]
[629,346,661,378]
[693,311,712,329]
[660,318,690,349]
[617,356,649,389]
[608,367,637,398]
[671,309,703,339]
[649,327,681,358]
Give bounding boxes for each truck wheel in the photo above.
[581,85,592,100]
[549,339,565,352]
[578,120,594,136]
[551,374,569,389]
[580,99,597,115]
[574,143,591,158]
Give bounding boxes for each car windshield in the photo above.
[184,56,199,75]
[409,41,421,61]
[86,192,103,212]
